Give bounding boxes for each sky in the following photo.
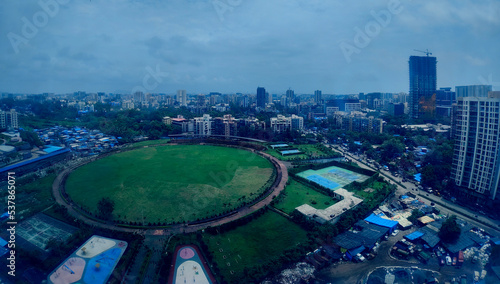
[1,0,499,95]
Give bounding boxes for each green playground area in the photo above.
[65,145,274,224]
[272,178,336,214]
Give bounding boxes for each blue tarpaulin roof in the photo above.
[44,145,64,154]
[364,214,399,229]
[414,173,422,181]
[405,231,424,241]
[491,238,500,245]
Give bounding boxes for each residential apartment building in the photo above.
[451,93,500,203]
[270,114,304,133]
[0,109,18,129]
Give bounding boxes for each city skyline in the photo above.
[1,1,500,94]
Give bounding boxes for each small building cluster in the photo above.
[332,111,384,134]
[165,114,266,137]
[35,126,119,156]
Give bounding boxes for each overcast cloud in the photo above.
[1,0,499,95]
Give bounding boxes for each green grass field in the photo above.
[266,144,337,161]
[13,174,56,219]
[204,211,308,283]
[273,178,336,214]
[65,145,274,223]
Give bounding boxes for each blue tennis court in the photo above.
[306,175,340,189]
[328,168,360,181]
[298,166,370,191]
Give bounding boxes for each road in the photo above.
[317,144,499,283]
[331,145,500,237]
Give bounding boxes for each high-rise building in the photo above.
[455,85,492,98]
[270,115,303,133]
[256,87,266,108]
[388,103,405,116]
[286,89,295,104]
[194,114,212,136]
[435,87,456,118]
[176,90,187,106]
[450,93,500,203]
[0,109,18,129]
[213,114,238,137]
[409,55,437,119]
[314,90,322,104]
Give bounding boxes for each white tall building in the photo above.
[194,114,212,136]
[0,109,18,129]
[176,90,187,106]
[451,93,500,202]
[270,114,303,133]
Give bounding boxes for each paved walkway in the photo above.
[51,148,288,237]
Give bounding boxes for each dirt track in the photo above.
[51,149,288,236]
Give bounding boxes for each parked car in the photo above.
[446,256,452,265]
[355,253,366,262]
[452,256,457,266]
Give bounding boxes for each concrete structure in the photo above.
[314,90,322,104]
[388,103,405,116]
[194,114,212,136]
[256,86,266,108]
[333,112,383,134]
[296,188,363,224]
[451,95,500,202]
[176,90,187,106]
[0,109,18,129]
[455,85,492,98]
[213,114,237,137]
[409,55,437,119]
[270,114,304,133]
[162,116,172,125]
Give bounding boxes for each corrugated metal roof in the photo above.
[405,231,424,241]
[364,213,399,229]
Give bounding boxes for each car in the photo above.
[391,230,400,236]
[438,256,445,266]
[356,253,366,262]
[452,256,457,266]
[446,256,452,265]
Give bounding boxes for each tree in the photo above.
[379,138,405,163]
[408,209,425,224]
[439,215,461,243]
[97,197,115,219]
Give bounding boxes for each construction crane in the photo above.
[414,49,432,56]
